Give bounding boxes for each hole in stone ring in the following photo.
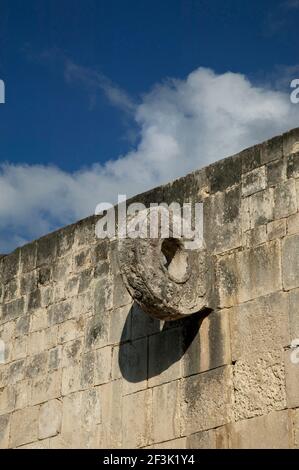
[160,238,189,283]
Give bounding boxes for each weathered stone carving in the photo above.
[117,207,209,320]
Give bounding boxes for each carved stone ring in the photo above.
[117,206,209,321]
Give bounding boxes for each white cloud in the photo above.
[64,60,136,114]
[1,66,299,253]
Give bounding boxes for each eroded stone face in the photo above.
[1,127,299,449]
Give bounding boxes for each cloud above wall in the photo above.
[1,66,299,253]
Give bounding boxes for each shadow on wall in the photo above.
[118,303,211,383]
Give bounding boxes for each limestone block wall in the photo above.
[1,127,299,448]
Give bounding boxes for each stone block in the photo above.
[119,337,148,394]
[149,328,182,387]
[0,320,15,345]
[186,427,229,449]
[49,434,70,448]
[204,187,242,254]
[45,325,58,350]
[53,284,65,303]
[0,364,8,388]
[287,151,299,179]
[61,389,101,448]
[52,256,72,282]
[249,188,274,227]
[80,351,95,388]
[57,226,75,258]
[267,157,287,186]
[73,248,91,271]
[20,241,36,273]
[122,389,152,448]
[38,266,51,285]
[181,366,233,435]
[109,304,132,344]
[36,233,57,267]
[40,285,53,307]
[107,241,119,275]
[39,399,62,439]
[31,369,62,405]
[287,212,299,235]
[233,351,286,420]
[183,309,231,377]
[241,144,261,172]
[94,262,109,279]
[113,274,132,309]
[27,288,41,311]
[230,410,292,449]
[74,217,96,249]
[260,134,282,164]
[64,275,79,297]
[231,291,289,361]
[293,408,299,448]
[85,310,110,350]
[273,179,297,219]
[57,318,84,344]
[12,335,27,360]
[14,379,30,410]
[49,346,62,371]
[8,359,26,384]
[26,351,48,379]
[242,166,266,197]
[244,225,267,247]
[284,347,299,408]
[207,154,242,193]
[30,308,48,332]
[0,414,10,448]
[283,127,299,156]
[97,380,122,448]
[162,166,208,204]
[10,406,39,448]
[131,303,160,340]
[47,300,73,326]
[240,197,251,232]
[2,250,20,283]
[61,365,81,396]
[267,218,286,240]
[4,278,19,303]
[217,240,282,307]
[288,288,299,338]
[2,297,24,322]
[62,339,83,369]
[92,241,108,264]
[28,330,46,355]
[15,315,30,337]
[187,430,215,449]
[94,346,112,385]
[152,381,180,443]
[78,267,93,294]
[282,234,299,290]
[75,291,93,316]
[0,385,15,415]
[94,280,111,315]
[111,345,121,380]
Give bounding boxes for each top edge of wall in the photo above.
[2,126,299,259]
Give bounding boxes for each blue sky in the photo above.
[1,0,299,252]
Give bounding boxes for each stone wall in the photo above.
[1,127,299,448]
